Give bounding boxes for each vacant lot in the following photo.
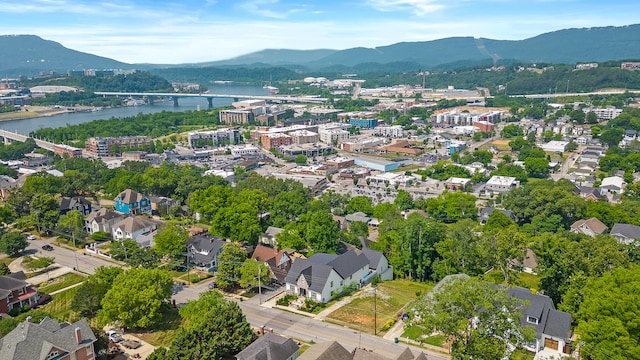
[326,280,432,335]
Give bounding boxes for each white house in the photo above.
[599,176,626,194]
[111,216,163,247]
[541,141,569,153]
[284,250,370,303]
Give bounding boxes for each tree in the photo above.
[238,259,270,289]
[0,262,9,275]
[275,227,306,250]
[394,189,414,211]
[411,276,533,360]
[99,268,173,328]
[216,243,247,290]
[501,124,524,138]
[599,128,624,148]
[432,219,485,280]
[0,232,27,257]
[72,266,123,316]
[57,210,86,238]
[153,223,189,257]
[425,192,478,223]
[345,195,374,216]
[166,291,254,359]
[480,226,528,285]
[524,157,550,178]
[576,266,640,359]
[110,238,161,268]
[294,154,307,165]
[484,210,515,231]
[585,111,598,124]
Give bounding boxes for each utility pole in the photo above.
[187,245,190,285]
[258,265,262,305]
[72,232,79,272]
[373,287,377,335]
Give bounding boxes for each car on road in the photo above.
[41,244,54,251]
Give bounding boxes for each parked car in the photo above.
[26,235,36,240]
[106,330,123,343]
[41,244,54,251]
[37,294,52,306]
[208,282,216,290]
[121,339,141,349]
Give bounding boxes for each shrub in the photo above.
[276,295,296,306]
[8,308,20,317]
[380,318,396,332]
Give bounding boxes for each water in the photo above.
[0,85,269,135]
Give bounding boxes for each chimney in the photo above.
[74,327,82,344]
[26,316,32,323]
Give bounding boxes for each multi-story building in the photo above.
[319,129,349,144]
[260,133,292,149]
[0,271,39,313]
[53,144,83,158]
[621,62,640,71]
[350,118,379,129]
[231,145,259,158]
[289,130,319,145]
[187,128,241,149]
[85,136,152,157]
[375,125,403,138]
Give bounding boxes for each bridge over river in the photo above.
[94,92,328,108]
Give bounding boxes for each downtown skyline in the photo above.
[2,0,639,65]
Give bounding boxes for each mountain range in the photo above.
[1,24,640,78]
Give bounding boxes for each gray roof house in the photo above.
[610,223,640,245]
[298,341,428,360]
[0,317,97,360]
[478,207,516,224]
[59,196,94,216]
[285,250,370,303]
[508,287,572,356]
[187,235,227,272]
[85,207,126,235]
[235,332,299,360]
[361,248,393,281]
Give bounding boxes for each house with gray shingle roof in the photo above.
[235,332,299,360]
[508,287,572,356]
[610,223,640,245]
[0,317,97,360]
[187,235,227,272]
[284,250,369,303]
[85,207,126,235]
[0,271,38,314]
[111,216,164,247]
[114,189,151,215]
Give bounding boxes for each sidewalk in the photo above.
[9,256,76,285]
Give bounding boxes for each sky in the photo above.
[2,0,640,64]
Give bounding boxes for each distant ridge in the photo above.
[1,24,639,77]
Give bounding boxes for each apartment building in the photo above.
[187,128,241,149]
[85,136,152,156]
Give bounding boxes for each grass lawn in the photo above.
[0,256,15,267]
[38,273,86,293]
[130,306,184,348]
[423,334,446,347]
[402,325,424,340]
[40,286,82,324]
[326,279,432,335]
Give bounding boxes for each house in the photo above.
[599,176,626,194]
[574,185,606,201]
[478,207,516,224]
[111,216,163,247]
[59,196,94,216]
[0,317,97,360]
[361,248,393,281]
[251,245,293,285]
[84,208,126,234]
[260,226,284,247]
[187,235,227,272]
[0,175,21,201]
[610,223,640,245]
[148,195,181,216]
[114,189,151,215]
[285,250,369,303]
[0,271,38,313]
[345,212,370,224]
[508,287,572,356]
[570,217,608,237]
[235,332,299,360]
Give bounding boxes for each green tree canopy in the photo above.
[72,266,123,316]
[153,223,189,257]
[216,243,247,290]
[0,232,28,257]
[99,268,173,328]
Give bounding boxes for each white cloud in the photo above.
[366,0,445,16]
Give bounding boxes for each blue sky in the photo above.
[2,0,639,64]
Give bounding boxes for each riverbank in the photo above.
[0,106,90,123]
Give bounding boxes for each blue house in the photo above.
[114,189,151,215]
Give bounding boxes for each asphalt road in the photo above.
[25,236,120,275]
[171,284,448,360]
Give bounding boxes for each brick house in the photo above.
[0,271,38,313]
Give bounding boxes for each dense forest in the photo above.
[20,71,172,93]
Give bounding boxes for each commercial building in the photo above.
[289,130,319,145]
[354,156,412,172]
[230,145,259,158]
[621,62,640,71]
[349,118,378,129]
[53,144,83,158]
[541,141,569,153]
[485,176,520,192]
[261,133,292,149]
[319,129,349,144]
[375,125,403,138]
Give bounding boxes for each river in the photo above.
[0,85,269,135]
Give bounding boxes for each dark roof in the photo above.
[297,341,352,360]
[326,250,369,279]
[0,271,29,299]
[115,189,146,203]
[479,207,515,222]
[610,223,640,240]
[85,207,124,223]
[188,236,227,263]
[0,317,97,360]
[235,332,299,360]
[353,348,387,360]
[59,196,92,211]
[507,287,572,341]
[394,348,415,360]
[285,258,334,294]
[361,249,384,269]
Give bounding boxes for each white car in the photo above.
[26,235,36,240]
[106,330,123,343]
